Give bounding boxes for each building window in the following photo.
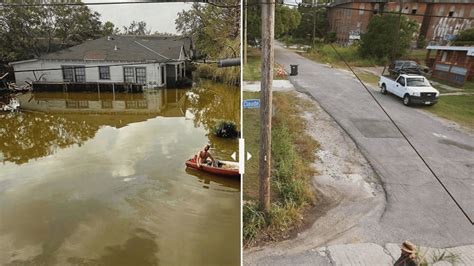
[99,66,110,80]
[135,67,146,84]
[75,67,85,82]
[359,3,365,15]
[411,9,417,14]
[448,11,454,17]
[62,66,74,82]
[124,67,135,83]
[123,66,146,84]
[62,66,85,82]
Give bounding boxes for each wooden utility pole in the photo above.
[244,0,248,64]
[390,0,403,62]
[259,0,274,213]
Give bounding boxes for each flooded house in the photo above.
[10,35,193,92]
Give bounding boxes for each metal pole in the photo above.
[259,0,274,213]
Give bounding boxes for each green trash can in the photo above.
[290,64,298,76]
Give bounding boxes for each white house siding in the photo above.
[12,60,168,87]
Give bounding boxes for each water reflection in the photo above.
[0,81,240,265]
[1,81,239,165]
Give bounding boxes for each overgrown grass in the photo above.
[303,44,386,68]
[356,71,380,86]
[243,91,320,247]
[195,63,240,85]
[417,248,461,266]
[424,95,474,129]
[244,47,288,81]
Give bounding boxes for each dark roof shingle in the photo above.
[39,35,190,62]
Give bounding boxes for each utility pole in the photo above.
[259,0,274,213]
[390,0,403,62]
[244,0,248,64]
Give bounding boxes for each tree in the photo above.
[175,1,240,58]
[121,21,151,35]
[102,21,120,36]
[359,14,418,61]
[453,28,474,46]
[274,6,301,39]
[292,2,330,43]
[245,1,301,43]
[0,0,103,62]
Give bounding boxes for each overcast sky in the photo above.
[89,1,192,34]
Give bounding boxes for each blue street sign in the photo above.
[243,99,260,108]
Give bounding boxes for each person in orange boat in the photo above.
[196,144,216,167]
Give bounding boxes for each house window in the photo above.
[62,66,85,82]
[123,67,146,84]
[135,67,146,84]
[412,9,417,14]
[124,67,135,83]
[62,66,74,82]
[99,66,110,80]
[75,67,85,82]
[448,11,454,17]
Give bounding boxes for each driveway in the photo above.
[273,43,474,247]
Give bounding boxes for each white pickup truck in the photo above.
[378,74,439,106]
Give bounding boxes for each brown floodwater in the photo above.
[0,81,240,265]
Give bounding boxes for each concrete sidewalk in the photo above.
[247,243,474,265]
[243,80,294,92]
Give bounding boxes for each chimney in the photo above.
[114,45,119,51]
[107,36,114,41]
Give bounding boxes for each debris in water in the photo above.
[1,97,20,112]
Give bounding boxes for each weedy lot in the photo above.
[243,91,320,247]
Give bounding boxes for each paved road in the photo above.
[275,44,474,247]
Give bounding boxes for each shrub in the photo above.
[213,120,239,138]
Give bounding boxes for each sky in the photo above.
[88,1,193,35]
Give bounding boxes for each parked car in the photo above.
[378,74,439,106]
[389,60,423,76]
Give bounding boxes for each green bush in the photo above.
[213,120,239,138]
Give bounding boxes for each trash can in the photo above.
[290,64,298,76]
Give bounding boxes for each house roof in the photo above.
[427,45,474,56]
[34,35,191,63]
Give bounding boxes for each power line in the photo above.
[329,5,474,20]
[312,27,473,225]
[1,1,191,7]
[0,0,239,8]
[10,60,179,74]
[242,2,474,20]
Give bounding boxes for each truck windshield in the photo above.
[407,77,429,87]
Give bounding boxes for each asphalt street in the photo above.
[275,43,474,247]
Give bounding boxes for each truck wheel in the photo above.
[381,84,387,95]
[403,95,411,106]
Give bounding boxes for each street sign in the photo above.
[243,99,260,108]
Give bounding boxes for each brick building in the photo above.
[328,0,474,45]
[426,45,474,85]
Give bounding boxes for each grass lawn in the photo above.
[302,44,384,68]
[244,47,287,81]
[243,91,262,200]
[243,91,320,246]
[425,95,474,129]
[356,71,379,87]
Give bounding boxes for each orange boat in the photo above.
[185,158,240,178]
